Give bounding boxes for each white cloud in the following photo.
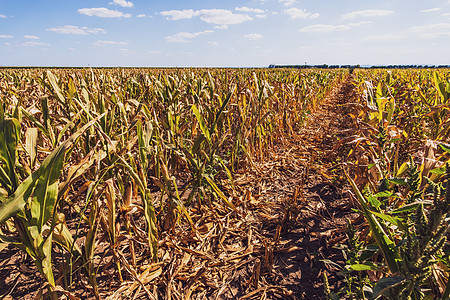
[146,50,161,55]
[235,7,265,14]
[109,0,133,8]
[23,35,39,39]
[198,9,253,25]
[279,0,296,7]
[78,7,131,18]
[160,9,253,25]
[420,31,450,38]
[410,23,450,38]
[214,25,228,30]
[208,41,219,46]
[443,13,450,17]
[341,9,394,20]
[299,21,370,33]
[364,33,403,41]
[244,33,263,40]
[347,21,372,27]
[0,14,6,18]
[23,41,50,47]
[420,8,441,13]
[410,23,450,31]
[299,24,350,33]
[137,14,146,18]
[118,48,134,55]
[284,8,319,19]
[0,35,13,39]
[47,25,106,35]
[93,40,128,46]
[165,30,213,43]
[160,9,198,20]
[256,14,268,18]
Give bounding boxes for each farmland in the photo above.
[0,67,449,299]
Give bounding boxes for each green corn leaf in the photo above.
[144,189,158,261]
[0,118,20,193]
[388,178,407,185]
[0,165,13,195]
[390,201,432,214]
[386,97,395,124]
[369,210,407,231]
[430,165,446,175]
[29,147,64,232]
[204,175,236,211]
[46,70,66,105]
[439,143,450,154]
[20,107,51,139]
[0,115,103,225]
[348,262,379,271]
[192,104,211,144]
[345,171,400,273]
[210,85,236,136]
[372,276,405,299]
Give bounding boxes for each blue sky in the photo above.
[0,0,449,67]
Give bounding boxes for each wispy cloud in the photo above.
[109,0,133,8]
[420,8,441,13]
[23,41,50,47]
[118,48,134,55]
[0,14,6,18]
[93,40,128,46]
[364,33,403,41]
[160,9,198,20]
[278,0,296,7]
[214,24,228,30]
[284,8,319,19]
[165,30,213,43]
[341,9,394,20]
[410,23,450,38]
[23,35,39,39]
[244,33,263,40]
[0,35,13,39]
[410,23,450,31]
[199,9,252,24]
[160,9,252,25]
[137,14,146,18]
[299,21,370,33]
[419,31,450,38]
[47,25,106,35]
[235,7,265,14]
[78,7,131,18]
[299,24,350,33]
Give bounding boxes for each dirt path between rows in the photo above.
[222,75,359,299]
[0,75,359,300]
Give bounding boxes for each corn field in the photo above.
[0,67,449,299]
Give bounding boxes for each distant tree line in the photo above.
[268,64,450,69]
